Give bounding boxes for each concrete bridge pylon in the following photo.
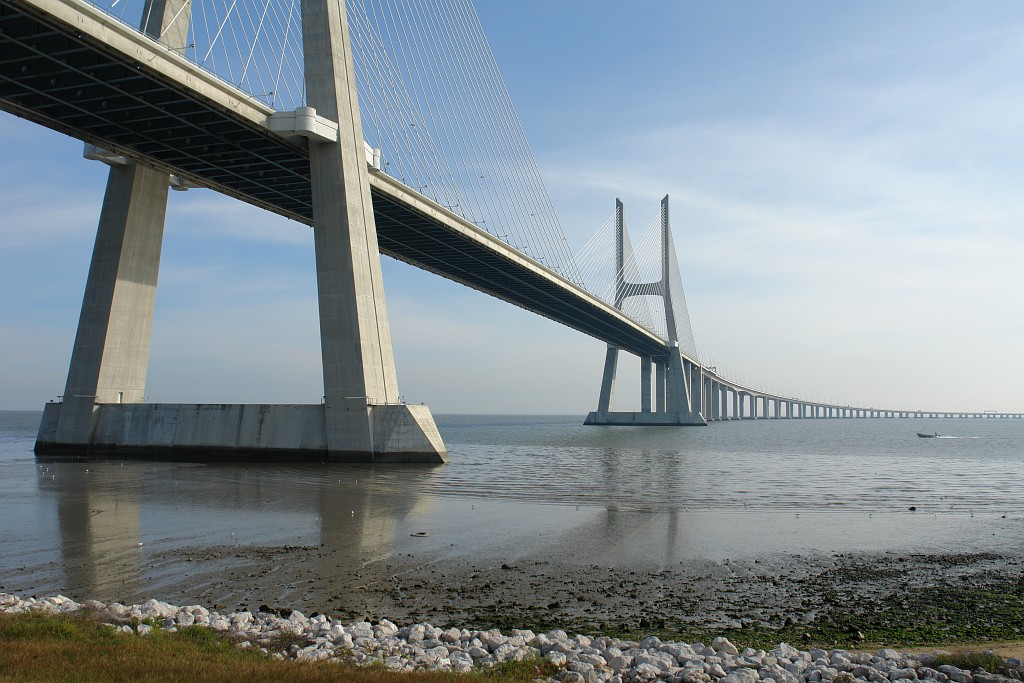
[36,0,447,463]
[584,196,706,426]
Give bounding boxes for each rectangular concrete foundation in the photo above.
[584,411,706,426]
[36,402,447,463]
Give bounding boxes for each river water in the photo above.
[2,410,1022,622]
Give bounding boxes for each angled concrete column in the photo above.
[49,0,188,446]
[302,0,444,462]
[140,0,191,48]
[597,346,618,413]
[596,200,624,416]
[53,163,169,444]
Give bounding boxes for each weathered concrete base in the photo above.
[584,411,707,426]
[35,402,448,463]
[363,404,447,463]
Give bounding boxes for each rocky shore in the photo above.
[3,593,1022,683]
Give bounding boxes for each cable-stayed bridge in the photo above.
[2,0,1018,463]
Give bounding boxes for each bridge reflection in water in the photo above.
[35,459,442,614]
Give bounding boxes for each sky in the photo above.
[2,1,1024,414]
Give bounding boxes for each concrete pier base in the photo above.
[36,402,447,463]
[584,411,706,426]
[34,0,447,464]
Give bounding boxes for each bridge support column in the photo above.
[39,0,184,451]
[640,355,652,413]
[655,360,666,413]
[38,0,446,462]
[596,346,618,415]
[50,162,170,446]
[302,0,444,461]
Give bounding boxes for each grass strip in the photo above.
[0,612,557,683]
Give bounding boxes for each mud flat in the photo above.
[86,546,1021,650]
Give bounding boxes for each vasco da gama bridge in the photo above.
[2,0,1016,463]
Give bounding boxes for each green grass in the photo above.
[0,611,557,683]
[930,652,1011,676]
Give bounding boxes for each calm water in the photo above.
[2,410,1022,604]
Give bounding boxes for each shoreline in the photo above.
[3,592,1023,682]
[5,549,1023,651]
[136,548,1024,649]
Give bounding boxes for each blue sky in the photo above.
[3,1,1024,413]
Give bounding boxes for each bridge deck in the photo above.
[0,0,668,359]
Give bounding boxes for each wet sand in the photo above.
[123,545,1022,644]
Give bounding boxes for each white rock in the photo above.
[937,666,971,683]
[830,655,853,671]
[634,651,677,671]
[209,618,231,631]
[548,651,570,667]
[773,643,801,661]
[721,667,760,683]
[141,599,177,618]
[680,671,711,683]
[405,624,426,643]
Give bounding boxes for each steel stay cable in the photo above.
[414,0,528,249]
[390,0,478,221]
[372,0,460,205]
[428,0,540,254]
[411,0,515,239]
[446,0,580,279]
[437,0,557,262]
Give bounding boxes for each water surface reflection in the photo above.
[33,460,444,608]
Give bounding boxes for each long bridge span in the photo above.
[1,0,1017,462]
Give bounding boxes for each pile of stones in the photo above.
[2,593,1020,683]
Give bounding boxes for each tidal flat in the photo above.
[4,413,1024,650]
[125,543,1024,650]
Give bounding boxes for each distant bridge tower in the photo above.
[36,0,447,462]
[585,196,706,426]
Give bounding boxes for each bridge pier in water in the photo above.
[35,0,446,463]
[585,196,705,427]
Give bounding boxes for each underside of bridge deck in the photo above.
[0,0,667,360]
